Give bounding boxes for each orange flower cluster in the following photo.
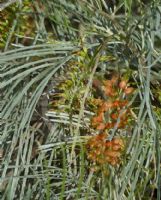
[86,74,134,169]
[91,75,134,130]
[87,133,125,166]
[103,75,134,97]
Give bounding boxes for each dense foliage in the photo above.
[1,0,161,199]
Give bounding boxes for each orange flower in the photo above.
[112,144,122,151]
[105,141,113,148]
[87,139,97,148]
[103,87,115,97]
[105,122,115,129]
[117,122,126,128]
[119,100,128,107]
[111,113,118,120]
[103,80,112,87]
[92,98,103,106]
[99,101,113,112]
[104,102,114,109]
[91,113,103,126]
[113,100,121,107]
[124,87,134,95]
[88,153,96,160]
[96,133,107,140]
[102,79,118,97]
[105,150,121,158]
[109,158,118,166]
[112,138,124,148]
[87,133,107,147]
[119,80,127,89]
[96,123,106,130]
[111,74,119,84]
[86,134,125,167]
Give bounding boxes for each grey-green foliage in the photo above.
[1,0,161,199]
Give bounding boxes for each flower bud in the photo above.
[124,87,134,95]
[119,80,127,89]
